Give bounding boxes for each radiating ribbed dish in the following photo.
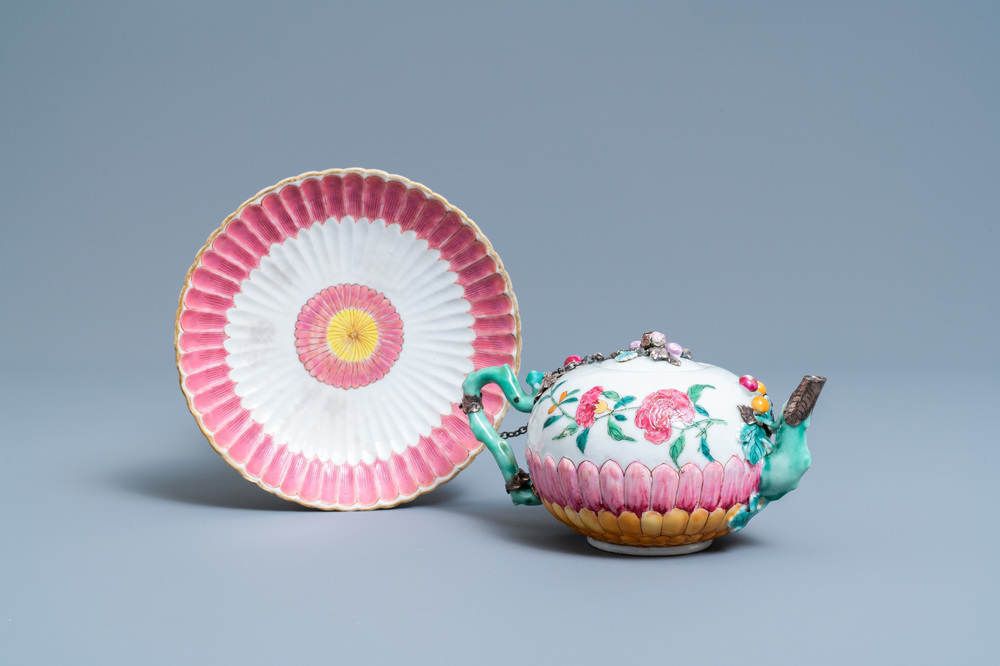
[176,169,519,509]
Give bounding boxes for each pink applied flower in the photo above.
[634,389,696,444]
[575,386,604,428]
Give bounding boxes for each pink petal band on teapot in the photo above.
[525,450,762,517]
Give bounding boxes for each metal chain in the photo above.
[498,424,529,439]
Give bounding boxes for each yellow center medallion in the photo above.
[326,308,379,362]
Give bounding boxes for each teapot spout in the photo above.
[758,375,826,503]
[783,375,826,427]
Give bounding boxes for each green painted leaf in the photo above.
[602,390,621,401]
[566,389,580,396]
[670,433,686,467]
[694,404,710,417]
[746,442,764,465]
[562,397,578,404]
[699,437,715,462]
[607,421,629,441]
[576,428,590,453]
[614,413,627,421]
[543,415,560,428]
[614,395,638,410]
[553,423,578,440]
[687,384,714,403]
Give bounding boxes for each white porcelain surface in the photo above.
[225,216,474,465]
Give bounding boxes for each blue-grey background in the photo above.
[2,2,996,663]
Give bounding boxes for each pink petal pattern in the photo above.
[526,453,762,517]
[243,205,282,245]
[298,460,323,503]
[177,170,519,509]
[558,458,583,511]
[183,365,229,393]
[178,331,226,352]
[246,440,276,478]
[577,461,603,512]
[322,175,346,219]
[720,456,745,508]
[262,193,298,237]
[210,235,256,270]
[202,397,243,430]
[293,284,403,389]
[225,220,268,261]
[381,180,407,221]
[301,179,326,222]
[262,446,290,488]
[362,176,385,220]
[543,456,566,507]
[599,461,625,515]
[651,464,680,513]
[700,461,725,512]
[190,267,240,296]
[397,188,427,230]
[417,436,453,478]
[210,413,247,449]
[675,464,704,512]
[319,462,340,505]
[624,462,652,515]
[228,424,265,464]
[356,464,378,507]
[278,185,311,232]
[337,464,356,507]
[739,461,763,504]
[280,453,309,496]
[404,447,435,488]
[413,200,447,237]
[343,173,364,218]
[389,454,418,497]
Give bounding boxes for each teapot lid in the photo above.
[532,330,696,398]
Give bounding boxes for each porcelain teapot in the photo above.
[461,331,825,555]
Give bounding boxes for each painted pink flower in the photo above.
[634,389,696,444]
[294,284,403,389]
[575,386,604,428]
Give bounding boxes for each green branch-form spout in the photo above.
[730,375,825,532]
[462,365,542,506]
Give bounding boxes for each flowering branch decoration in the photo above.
[536,332,729,466]
[634,384,726,467]
[542,381,638,453]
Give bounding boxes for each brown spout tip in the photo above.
[783,375,826,427]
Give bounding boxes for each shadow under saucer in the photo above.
[110,440,468,512]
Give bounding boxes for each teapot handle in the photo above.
[461,364,542,506]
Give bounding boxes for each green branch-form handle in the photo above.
[461,365,542,506]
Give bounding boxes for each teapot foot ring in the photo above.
[586,537,713,556]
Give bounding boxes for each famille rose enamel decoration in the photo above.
[462,333,825,555]
[177,167,825,555]
[176,169,519,510]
